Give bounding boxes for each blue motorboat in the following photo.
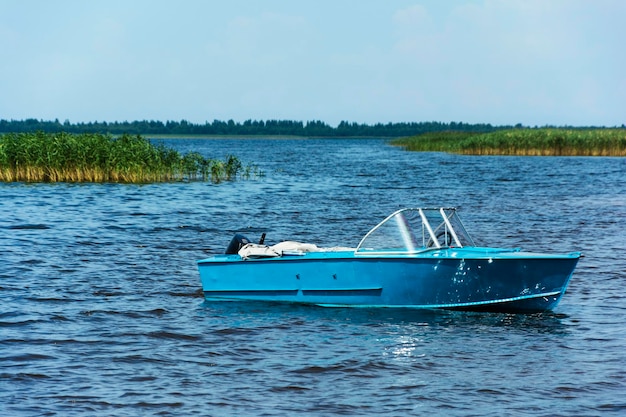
[197,208,580,313]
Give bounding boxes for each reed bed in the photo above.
[0,132,259,183]
[392,128,626,156]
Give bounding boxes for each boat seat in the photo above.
[271,241,320,253]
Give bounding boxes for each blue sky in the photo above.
[1,0,624,127]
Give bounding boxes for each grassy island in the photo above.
[391,128,626,156]
[0,132,259,183]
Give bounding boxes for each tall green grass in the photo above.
[392,128,626,156]
[0,132,260,183]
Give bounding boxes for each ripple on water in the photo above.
[0,140,624,416]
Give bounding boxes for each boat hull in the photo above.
[197,248,580,313]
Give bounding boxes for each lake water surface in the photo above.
[1,138,625,416]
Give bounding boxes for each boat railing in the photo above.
[355,208,475,255]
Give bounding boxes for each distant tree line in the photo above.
[1,118,617,137]
[1,118,507,137]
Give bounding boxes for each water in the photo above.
[1,139,625,416]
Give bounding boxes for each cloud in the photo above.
[386,0,626,125]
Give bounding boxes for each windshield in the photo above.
[355,208,475,254]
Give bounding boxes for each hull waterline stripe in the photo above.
[314,290,563,309]
[301,288,382,296]
[202,288,382,297]
[203,289,299,297]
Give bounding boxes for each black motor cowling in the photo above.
[225,234,251,254]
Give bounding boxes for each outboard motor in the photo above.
[225,234,251,255]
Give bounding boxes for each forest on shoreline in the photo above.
[2,118,620,137]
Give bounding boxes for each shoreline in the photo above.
[145,134,394,140]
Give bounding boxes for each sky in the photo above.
[1,0,624,127]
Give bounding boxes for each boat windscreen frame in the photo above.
[355,207,475,254]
